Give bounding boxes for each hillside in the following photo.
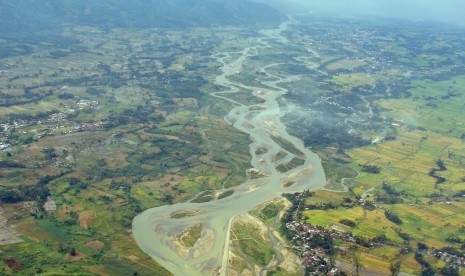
[0,0,286,38]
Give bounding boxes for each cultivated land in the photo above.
[1,14,465,276]
[279,16,465,276]
[0,25,255,275]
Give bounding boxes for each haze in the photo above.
[265,0,465,26]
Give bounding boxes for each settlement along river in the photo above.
[132,20,327,276]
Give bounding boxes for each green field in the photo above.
[2,11,465,276]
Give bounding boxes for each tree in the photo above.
[42,147,57,159]
[391,261,401,276]
[440,265,459,276]
[436,159,446,171]
[360,164,381,174]
[421,267,435,276]
[385,210,402,225]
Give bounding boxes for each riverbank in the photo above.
[132,20,326,275]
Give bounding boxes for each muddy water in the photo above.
[132,21,326,276]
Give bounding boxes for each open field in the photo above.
[228,198,302,276]
[331,73,375,90]
[325,58,367,71]
[230,214,275,269]
[322,161,358,191]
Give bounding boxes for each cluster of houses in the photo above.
[1,111,107,146]
[0,112,68,134]
[54,119,107,135]
[0,94,103,147]
[429,249,465,267]
[0,142,10,150]
[286,221,343,275]
[286,221,364,247]
[285,218,386,275]
[286,218,465,274]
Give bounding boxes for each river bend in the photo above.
[132,20,326,276]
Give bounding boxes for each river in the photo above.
[132,20,327,276]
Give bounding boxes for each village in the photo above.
[0,97,106,152]
[282,189,465,275]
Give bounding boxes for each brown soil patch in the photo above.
[186,154,199,163]
[67,250,87,262]
[60,204,84,217]
[127,255,139,262]
[3,259,24,271]
[152,133,180,141]
[103,177,127,184]
[78,210,96,229]
[85,240,105,250]
[60,204,71,216]
[212,167,228,173]
[335,260,356,275]
[1,89,24,96]
[65,172,86,179]
[218,172,228,180]
[228,152,251,161]
[181,125,198,135]
[144,174,183,191]
[14,221,41,242]
[159,174,183,185]
[199,155,229,168]
[105,152,130,168]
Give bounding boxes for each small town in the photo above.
[0,100,107,151]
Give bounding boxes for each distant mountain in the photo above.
[0,0,286,38]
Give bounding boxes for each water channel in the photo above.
[132,20,327,276]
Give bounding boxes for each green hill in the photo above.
[0,0,286,38]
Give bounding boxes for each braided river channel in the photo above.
[132,20,327,275]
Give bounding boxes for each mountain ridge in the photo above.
[0,0,286,38]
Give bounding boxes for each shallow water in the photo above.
[132,20,326,276]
